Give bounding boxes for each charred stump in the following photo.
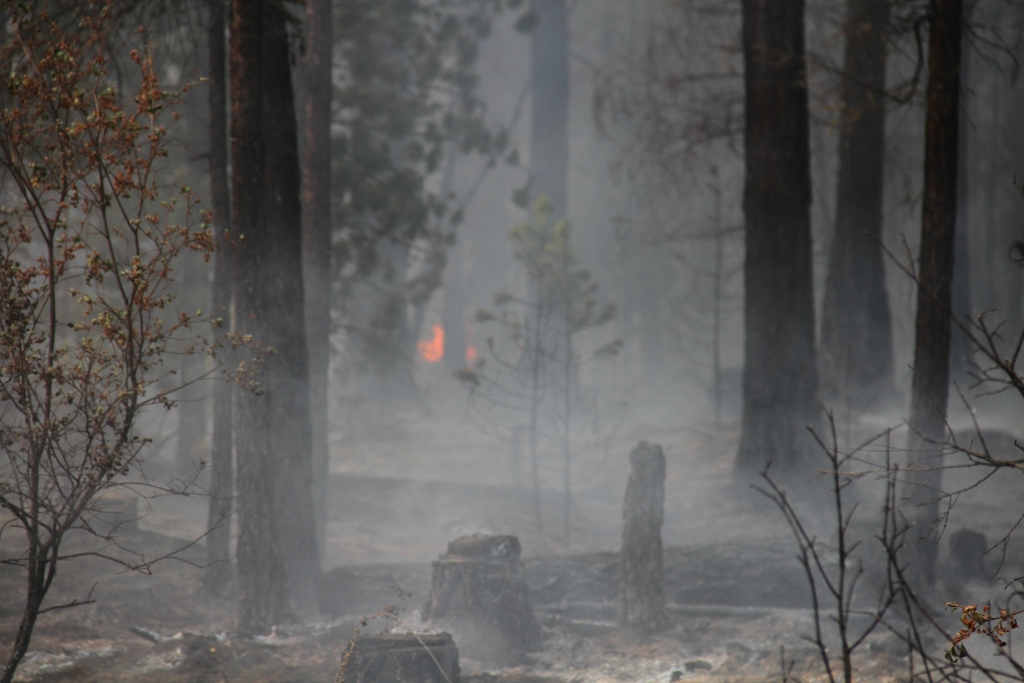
[339,633,459,683]
[619,442,668,634]
[421,534,540,664]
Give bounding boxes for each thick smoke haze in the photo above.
[1,0,1023,682]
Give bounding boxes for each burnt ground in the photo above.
[0,529,886,683]
[2,501,1018,683]
[3,401,1023,683]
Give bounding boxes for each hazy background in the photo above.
[128,0,1024,572]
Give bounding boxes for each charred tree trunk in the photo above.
[302,0,332,559]
[422,535,540,665]
[819,0,894,412]
[735,0,821,475]
[980,44,1001,312]
[618,442,668,635]
[262,0,321,614]
[205,0,234,596]
[529,0,569,218]
[230,0,289,633]
[906,0,963,587]
[949,42,973,388]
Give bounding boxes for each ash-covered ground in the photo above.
[2,385,1022,683]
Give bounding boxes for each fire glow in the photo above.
[418,324,445,363]
[465,345,478,364]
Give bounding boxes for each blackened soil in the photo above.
[523,543,809,614]
[319,540,810,624]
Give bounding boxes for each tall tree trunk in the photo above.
[205,0,234,596]
[981,52,1000,312]
[262,0,321,614]
[905,0,963,587]
[819,0,894,412]
[302,0,332,559]
[735,0,821,475]
[230,0,290,634]
[529,0,569,218]
[526,1,568,538]
[949,41,973,387]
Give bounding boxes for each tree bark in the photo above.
[619,442,668,635]
[230,0,289,633]
[340,633,461,683]
[979,42,1000,312]
[949,41,973,388]
[735,0,821,475]
[205,0,233,596]
[529,0,569,219]
[819,0,894,412]
[905,0,963,587]
[421,535,540,664]
[302,0,332,565]
[262,0,321,615]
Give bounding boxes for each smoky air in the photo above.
[0,1,1021,682]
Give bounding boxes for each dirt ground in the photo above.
[0,537,913,683]
[2,387,1023,683]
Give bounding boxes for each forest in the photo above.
[0,0,1023,682]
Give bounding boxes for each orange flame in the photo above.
[465,345,478,364]
[417,324,445,363]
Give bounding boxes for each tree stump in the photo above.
[421,534,540,664]
[619,442,668,634]
[339,633,459,683]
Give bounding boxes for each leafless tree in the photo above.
[757,418,900,683]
